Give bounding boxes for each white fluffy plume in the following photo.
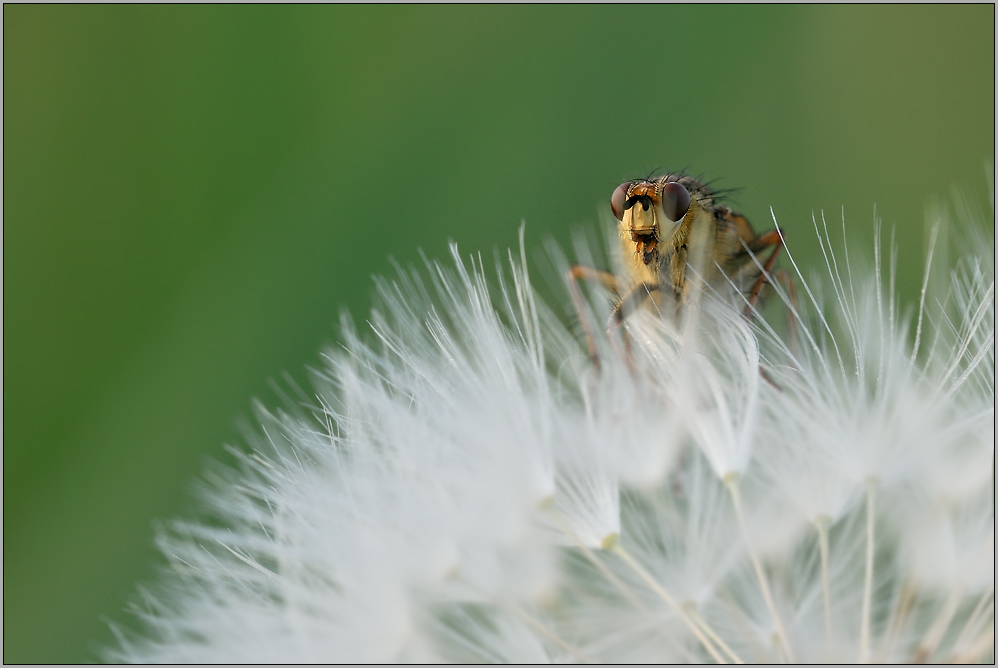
[110,201,994,664]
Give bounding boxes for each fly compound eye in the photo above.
[611,182,631,221]
[661,181,691,222]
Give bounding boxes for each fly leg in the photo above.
[744,228,784,316]
[740,229,788,391]
[771,268,799,359]
[567,265,620,369]
[748,267,799,392]
[609,281,659,373]
[609,281,659,329]
[742,228,799,352]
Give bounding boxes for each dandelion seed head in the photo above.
[111,196,994,664]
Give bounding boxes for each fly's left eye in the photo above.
[611,182,630,221]
[661,182,690,222]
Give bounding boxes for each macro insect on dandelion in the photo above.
[567,173,785,366]
[109,171,994,663]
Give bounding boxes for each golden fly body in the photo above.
[568,173,785,366]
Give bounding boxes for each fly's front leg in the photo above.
[609,281,659,329]
[567,265,620,368]
[609,282,659,371]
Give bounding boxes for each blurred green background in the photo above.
[3,6,993,662]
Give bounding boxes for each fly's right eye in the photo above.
[611,182,630,221]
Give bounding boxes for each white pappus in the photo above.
[109,194,994,664]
